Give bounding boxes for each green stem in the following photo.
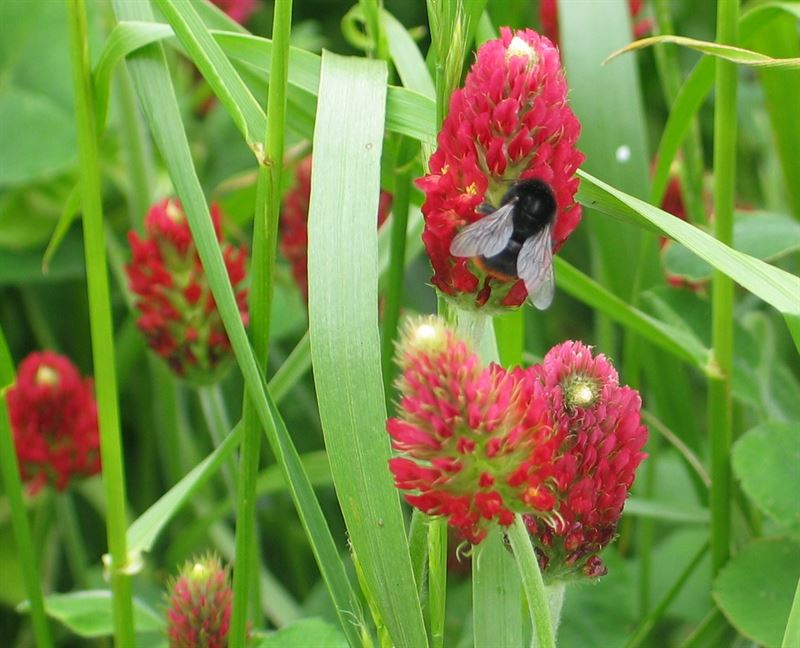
[380,165,410,398]
[544,582,565,633]
[637,435,657,617]
[359,0,390,61]
[508,516,555,648]
[473,527,522,648]
[408,509,428,599]
[66,2,135,645]
[709,0,739,577]
[493,310,525,367]
[427,518,447,648]
[55,492,89,590]
[230,0,293,644]
[0,331,53,648]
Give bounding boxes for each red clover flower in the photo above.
[126,199,248,384]
[387,320,647,578]
[388,318,561,544]
[526,341,648,578]
[6,351,101,493]
[166,554,233,648]
[280,155,392,302]
[417,28,584,311]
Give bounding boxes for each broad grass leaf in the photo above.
[663,212,800,282]
[307,50,427,648]
[577,170,800,319]
[110,2,365,642]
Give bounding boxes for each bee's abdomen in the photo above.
[478,240,521,280]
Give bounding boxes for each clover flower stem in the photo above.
[230,0,293,643]
[66,2,135,645]
[0,334,52,648]
[380,163,411,400]
[473,528,523,648]
[508,515,555,648]
[709,0,738,576]
[494,310,525,367]
[408,509,428,597]
[545,581,566,634]
[428,518,448,648]
[55,492,89,590]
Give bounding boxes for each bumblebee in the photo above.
[450,178,557,309]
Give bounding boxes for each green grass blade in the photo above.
[606,34,800,69]
[93,21,172,133]
[0,330,53,647]
[67,1,134,642]
[93,21,439,146]
[109,3,365,643]
[212,30,437,143]
[382,9,435,98]
[308,50,428,648]
[650,56,715,208]
[508,516,555,648]
[152,0,265,153]
[127,425,243,555]
[555,257,710,370]
[577,170,800,318]
[782,578,800,648]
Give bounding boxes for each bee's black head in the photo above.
[503,179,557,233]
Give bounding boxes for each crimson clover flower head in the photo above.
[6,351,101,493]
[211,0,256,24]
[166,553,233,648]
[525,341,648,579]
[126,199,249,384]
[388,317,561,544]
[280,155,392,302]
[539,0,653,48]
[417,27,584,312]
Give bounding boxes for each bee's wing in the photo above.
[449,202,515,258]
[517,225,555,310]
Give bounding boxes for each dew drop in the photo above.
[616,145,631,163]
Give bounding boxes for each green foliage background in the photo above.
[0,0,798,647]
